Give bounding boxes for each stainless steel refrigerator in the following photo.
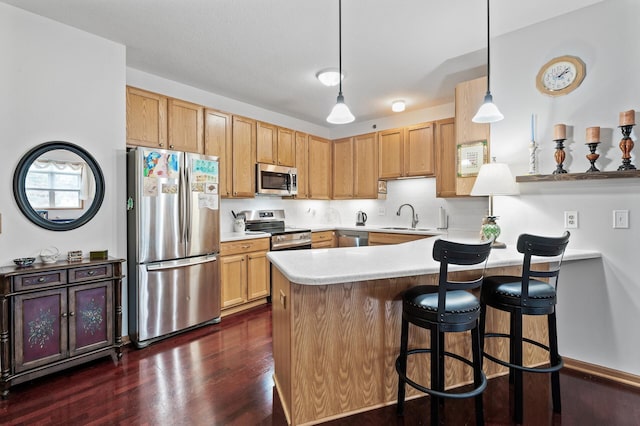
[127,147,221,348]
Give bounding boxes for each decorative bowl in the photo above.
[40,246,60,264]
[13,257,36,267]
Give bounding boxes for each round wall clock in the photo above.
[536,55,586,96]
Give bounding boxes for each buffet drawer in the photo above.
[69,263,113,283]
[14,270,67,292]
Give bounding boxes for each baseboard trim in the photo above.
[564,357,640,389]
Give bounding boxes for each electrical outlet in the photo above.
[613,210,629,228]
[564,211,578,229]
[378,207,386,216]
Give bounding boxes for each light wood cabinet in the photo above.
[231,115,257,198]
[220,238,270,315]
[294,132,309,199]
[454,77,490,196]
[368,232,433,246]
[379,123,435,179]
[126,86,204,153]
[308,135,332,199]
[256,122,296,167]
[277,127,295,167]
[332,138,354,199]
[204,109,232,198]
[353,132,379,198]
[378,128,404,179]
[126,87,167,149]
[435,117,457,198]
[311,231,336,248]
[167,98,204,153]
[332,132,378,199]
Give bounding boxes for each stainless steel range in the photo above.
[239,209,312,251]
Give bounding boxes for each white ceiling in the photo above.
[3,0,603,127]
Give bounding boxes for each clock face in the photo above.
[536,55,586,96]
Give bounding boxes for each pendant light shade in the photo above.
[326,0,355,124]
[472,0,503,124]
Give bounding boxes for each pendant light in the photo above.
[472,0,504,123]
[326,0,355,124]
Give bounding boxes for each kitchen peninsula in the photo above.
[268,236,600,425]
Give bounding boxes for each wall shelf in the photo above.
[516,170,640,182]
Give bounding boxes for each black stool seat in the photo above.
[396,238,493,426]
[480,231,570,424]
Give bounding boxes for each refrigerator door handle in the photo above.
[179,157,187,243]
[146,255,217,271]
[185,158,191,244]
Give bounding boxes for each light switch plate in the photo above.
[564,211,578,229]
[613,210,629,228]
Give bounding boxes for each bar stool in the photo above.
[479,231,570,424]
[396,238,493,426]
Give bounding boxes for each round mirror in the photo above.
[13,141,105,231]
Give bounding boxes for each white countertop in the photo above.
[267,234,601,285]
[220,231,270,242]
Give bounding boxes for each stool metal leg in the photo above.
[430,327,443,426]
[472,325,485,426]
[513,311,524,424]
[548,312,562,414]
[397,317,409,415]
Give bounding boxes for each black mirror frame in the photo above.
[13,141,105,231]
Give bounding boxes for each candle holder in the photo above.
[528,140,538,174]
[585,141,601,172]
[617,124,636,171]
[552,138,567,174]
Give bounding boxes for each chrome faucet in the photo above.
[397,204,419,228]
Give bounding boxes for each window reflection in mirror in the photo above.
[24,150,96,223]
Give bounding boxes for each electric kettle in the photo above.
[356,210,367,226]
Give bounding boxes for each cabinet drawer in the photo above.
[14,270,67,291]
[311,231,334,243]
[69,264,113,283]
[368,232,430,245]
[220,238,270,256]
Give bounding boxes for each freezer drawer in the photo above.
[131,255,220,347]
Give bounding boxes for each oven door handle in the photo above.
[271,241,312,251]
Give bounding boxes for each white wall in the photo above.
[0,3,127,328]
[490,0,640,375]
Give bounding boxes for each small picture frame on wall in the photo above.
[457,140,488,177]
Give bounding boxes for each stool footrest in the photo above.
[396,348,487,400]
[482,332,564,373]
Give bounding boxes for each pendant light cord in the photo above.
[338,0,343,96]
[486,0,491,94]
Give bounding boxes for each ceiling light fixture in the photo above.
[392,100,406,112]
[472,0,504,124]
[327,0,355,124]
[316,69,343,87]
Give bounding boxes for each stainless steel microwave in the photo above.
[256,163,298,196]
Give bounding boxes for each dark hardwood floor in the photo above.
[1,304,639,425]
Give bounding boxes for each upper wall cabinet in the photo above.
[204,109,232,198]
[308,135,332,200]
[126,86,204,153]
[333,132,379,199]
[256,122,296,167]
[126,87,167,149]
[434,118,457,198]
[379,123,434,179]
[453,77,490,196]
[231,115,257,198]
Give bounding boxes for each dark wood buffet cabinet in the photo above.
[0,258,124,397]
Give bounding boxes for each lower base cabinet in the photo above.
[368,232,434,245]
[311,231,336,248]
[220,238,270,315]
[0,258,124,397]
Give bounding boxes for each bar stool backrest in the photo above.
[516,231,571,299]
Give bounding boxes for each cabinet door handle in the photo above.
[61,312,68,318]
[38,277,45,283]
[241,245,251,249]
[88,270,96,275]
[69,311,75,317]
